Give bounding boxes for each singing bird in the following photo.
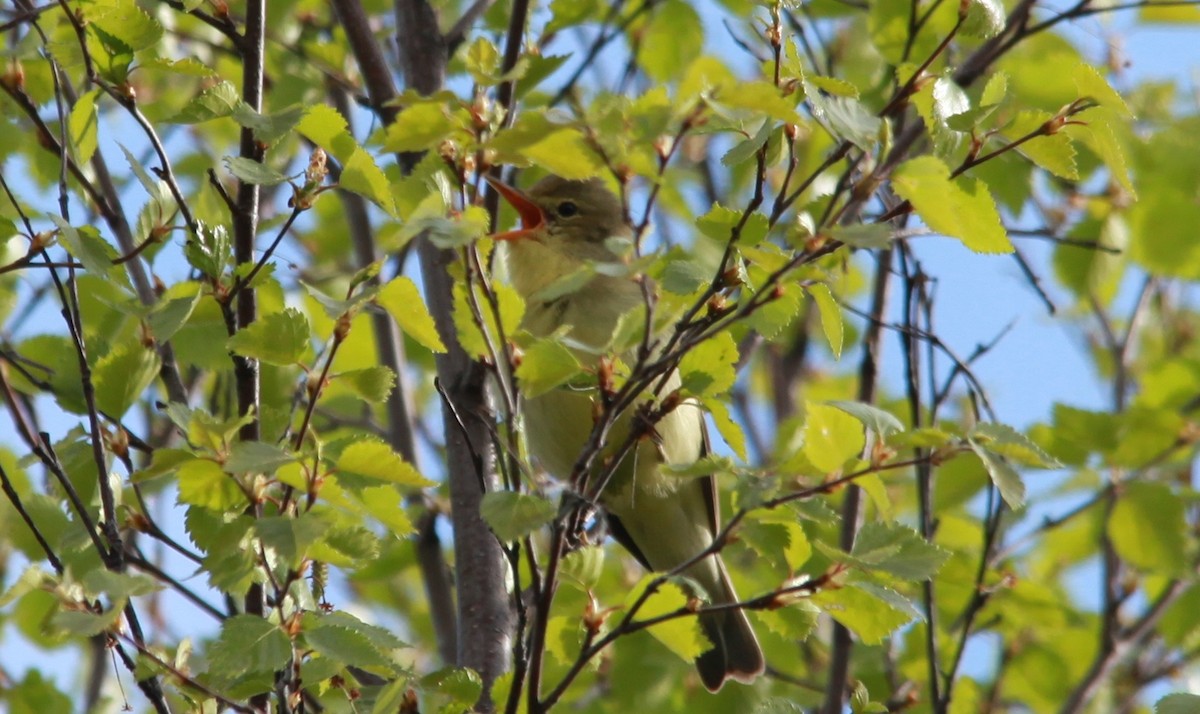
[488,174,764,691]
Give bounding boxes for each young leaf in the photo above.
[68,90,100,165]
[806,283,843,359]
[515,338,583,398]
[968,441,1026,509]
[377,276,447,353]
[207,615,292,677]
[625,576,710,661]
[680,331,738,397]
[337,441,434,487]
[224,441,296,475]
[479,491,557,542]
[1107,482,1187,575]
[225,307,310,366]
[827,401,904,438]
[93,342,161,416]
[336,366,397,403]
[892,156,1013,254]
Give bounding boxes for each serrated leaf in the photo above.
[381,102,457,152]
[49,216,116,277]
[171,81,239,123]
[516,339,583,398]
[969,422,1060,468]
[853,522,950,580]
[679,331,738,396]
[68,90,100,165]
[148,290,201,341]
[337,441,434,487]
[892,156,1012,254]
[702,397,747,461]
[52,607,122,636]
[805,81,881,150]
[1107,482,1187,575]
[968,441,1025,509]
[357,484,414,537]
[255,514,327,565]
[93,342,160,416]
[641,0,703,84]
[377,276,446,353]
[799,283,842,359]
[561,545,605,590]
[226,307,310,366]
[962,0,1004,38]
[1005,111,1078,180]
[336,366,396,403]
[452,282,524,359]
[177,459,244,510]
[480,491,557,542]
[811,583,916,644]
[625,576,710,661]
[207,615,292,675]
[522,129,605,180]
[803,401,864,473]
[224,441,296,475]
[90,0,163,51]
[223,156,289,186]
[1157,693,1200,714]
[827,401,904,438]
[696,203,768,247]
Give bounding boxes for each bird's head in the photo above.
[487,175,629,259]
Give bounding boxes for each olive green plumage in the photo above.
[492,175,765,692]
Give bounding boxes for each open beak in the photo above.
[486,175,545,242]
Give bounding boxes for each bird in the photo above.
[487,173,765,692]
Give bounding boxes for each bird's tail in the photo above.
[695,560,765,692]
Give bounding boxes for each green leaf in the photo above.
[255,515,327,565]
[811,583,915,645]
[207,615,292,676]
[48,216,117,278]
[381,102,457,153]
[171,81,239,123]
[225,441,296,475]
[680,331,738,397]
[968,441,1025,509]
[969,422,1061,468]
[696,203,769,247]
[1107,482,1187,575]
[68,90,100,165]
[1005,111,1079,180]
[357,484,415,537]
[480,491,557,542]
[625,575,710,661]
[463,37,501,84]
[336,366,396,403]
[226,307,310,366]
[805,82,882,150]
[806,283,843,359]
[962,0,1004,39]
[93,342,160,416]
[702,397,747,461]
[641,0,704,84]
[521,129,605,180]
[230,104,306,145]
[377,276,446,353]
[147,290,201,341]
[51,607,122,636]
[297,105,395,214]
[516,339,583,398]
[337,441,433,487]
[853,522,950,580]
[177,459,244,510]
[302,613,398,670]
[452,282,524,359]
[1157,694,1200,714]
[223,156,289,186]
[892,156,1013,254]
[827,401,904,438]
[803,401,864,473]
[90,0,163,51]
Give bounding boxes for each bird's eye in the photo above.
[556,201,579,217]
